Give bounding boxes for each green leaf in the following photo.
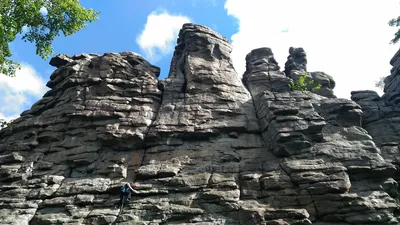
[0,0,99,76]
[389,16,400,44]
[375,76,385,89]
[288,72,321,92]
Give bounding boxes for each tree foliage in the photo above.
[0,0,99,76]
[288,72,322,92]
[0,119,12,129]
[375,76,385,89]
[389,9,400,44]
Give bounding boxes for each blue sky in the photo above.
[10,0,238,79]
[1,0,400,120]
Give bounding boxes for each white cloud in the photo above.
[136,11,191,61]
[22,25,29,33]
[0,112,19,122]
[225,0,400,99]
[0,64,47,95]
[39,6,48,16]
[192,0,217,7]
[0,64,48,120]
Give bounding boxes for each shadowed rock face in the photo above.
[284,47,308,76]
[0,23,399,225]
[351,49,400,197]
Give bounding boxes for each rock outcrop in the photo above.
[0,51,162,224]
[284,47,336,98]
[0,23,399,225]
[244,47,398,225]
[351,49,400,207]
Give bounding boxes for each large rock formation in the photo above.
[351,49,400,199]
[0,23,399,225]
[244,47,398,225]
[0,51,162,224]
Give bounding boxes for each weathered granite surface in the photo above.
[0,23,399,225]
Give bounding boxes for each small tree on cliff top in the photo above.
[0,120,11,129]
[288,72,322,92]
[0,0,99,76]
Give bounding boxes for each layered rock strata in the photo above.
[244,47,399,225]
[0,23,399,225]
[351,50,400,214]
[0,52,162,224]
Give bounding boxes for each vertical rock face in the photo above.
[351,49,400,194]
[0,52,162,224]
[0,23,399,225]
[149,23,258,138]
[244,47,398,224]
[243,47,291,94]
[136,23,266,224]
[385,50,400,98]
[284,47,308,76]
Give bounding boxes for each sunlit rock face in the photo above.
[0,52,162,224]
[0,23,399,225]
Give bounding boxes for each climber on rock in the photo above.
[119,182,136,206]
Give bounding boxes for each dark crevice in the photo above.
[212,44,222,60]
[179,55,187,94]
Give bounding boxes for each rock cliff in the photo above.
[351,49,400,209]
[0,23,399,225]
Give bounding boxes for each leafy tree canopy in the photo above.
[375,76,385,89]
[389,13,400,44]
[0,0,98,76]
